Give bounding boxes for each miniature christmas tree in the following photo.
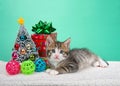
[12,18,39,62]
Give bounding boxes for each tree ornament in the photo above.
[25,43,31,50]
[12,51,18,60]
[29,54,36,61]
[14,43,20,50]
[20,35,27,41]
[18,18,24,25]
[20,48,26,55]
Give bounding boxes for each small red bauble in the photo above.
[14,43,20,50]
[12,51,18,60]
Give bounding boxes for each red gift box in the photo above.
[31,33,57,57]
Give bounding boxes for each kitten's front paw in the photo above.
[46,69,52,73]
[46,69,59,75]
[49,70,59,75]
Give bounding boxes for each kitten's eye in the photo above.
[52,49,55,53]
[60,50,63,53]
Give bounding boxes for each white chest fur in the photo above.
[49,60,59,68]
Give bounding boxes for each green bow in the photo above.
[32,20,56,34]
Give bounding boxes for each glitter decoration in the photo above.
[11,18,39,62]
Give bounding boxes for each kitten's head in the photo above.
[46,36,71,63]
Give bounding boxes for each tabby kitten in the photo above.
[46,36,109,75]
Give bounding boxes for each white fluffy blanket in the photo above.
[0,61,120,86]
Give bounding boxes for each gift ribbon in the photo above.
[32,20,56,34]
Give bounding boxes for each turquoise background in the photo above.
[0,0,120,61]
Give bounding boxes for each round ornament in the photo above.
[12,51,18,60]
[29,54,36,61]
[21,60,35,74]
[20,35,27,41]
[14,43,20,50]
[20,48,26,55]
[6,60,20,75]
[34,58,46,72]
[25,43,31,50]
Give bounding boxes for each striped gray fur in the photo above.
[46,36,109,74]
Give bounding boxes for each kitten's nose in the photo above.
[55,54,59,59]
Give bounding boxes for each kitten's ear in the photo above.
[46,36,54,47]
[64,37,71,48]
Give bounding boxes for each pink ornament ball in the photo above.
[12,52,18,60]
[6,60,21,75]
